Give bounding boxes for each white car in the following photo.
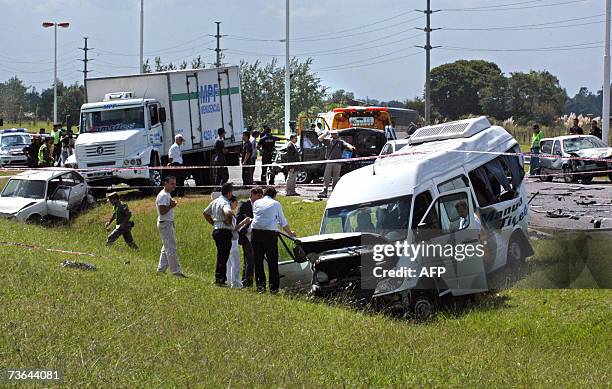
[0,128,31,167]
[377,139,410,161]
[0,169,89,223]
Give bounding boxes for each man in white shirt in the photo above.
[203,182,235,286]
[168,134,185,197]
[156,176,186,277]
[456,200,481,232]
[251,187,296,293]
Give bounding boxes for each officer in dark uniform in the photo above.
[258,126,280,184]
[214,128,229,185]
[105,192,138,249]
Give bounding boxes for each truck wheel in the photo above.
[296,167,312,184]
[581,176,593,185]
[563,166,577,183]
[148,154,162,187]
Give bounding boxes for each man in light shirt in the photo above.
[455,200,481,232]
[168,134,185,197]
[203,182,235,286]
[156,176,186,277]
[251,187,296,293]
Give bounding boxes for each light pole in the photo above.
[603,0,611,145]
[284,0,290,138]
[140,0,144,73]
[42,21,70,125]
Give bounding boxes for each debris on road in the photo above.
[60,260,97,271]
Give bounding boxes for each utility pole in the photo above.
[42,21,70,125]
[284,0,291,137]
[140,0,144,73]
[416,0,440,125]
[603,0,611,145]
[215,21,223,67]
[79,37,92,101]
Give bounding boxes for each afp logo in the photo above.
[200,84,219,104]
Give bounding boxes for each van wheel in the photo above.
[507,234,525,264]
[563,166,577,183]
[412,296,434,321]
[26,214,42,225]
[295,167,312,184]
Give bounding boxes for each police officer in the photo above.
[105,192,138,249]
[258,126,280,184]
[38,137,54,167]
[285,134,300,196]
[50,123,63,165]
[214,128,229,185]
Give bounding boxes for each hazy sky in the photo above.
[0,0,605,101]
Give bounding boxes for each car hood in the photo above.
[295,232,388,255]
[75,129,142,145]
[573,147,612,159]
[0,197,41,214]
[1,145,28,153]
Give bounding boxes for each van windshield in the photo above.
[81,107,145,133]
[321,195,412,240]
[1,179,46,199]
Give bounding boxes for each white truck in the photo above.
[69,67,244,190]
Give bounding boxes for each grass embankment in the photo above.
[0,196,610,387]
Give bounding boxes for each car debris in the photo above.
[60,260,97,271]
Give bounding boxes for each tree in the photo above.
[564,87,602,117]
[0,77,28,122]
[327,89,355,107]
[505,71,567,125]
[403,97,425,114]
[430,60,505,120]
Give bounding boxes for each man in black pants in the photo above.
[237,187,264,287]
[203,182,234,286]
[251,187,296,292]
[257,126,280,184]
[214,128,229,186]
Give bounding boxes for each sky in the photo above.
[0,0,605,102]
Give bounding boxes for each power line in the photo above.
[314,52,421,72]
[443,0,588,12]
[441,41,604,52]
[441,14,604,31]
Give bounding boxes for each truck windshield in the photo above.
[321,195,412,240]
[81,107,145,133]
[1,179,46,199]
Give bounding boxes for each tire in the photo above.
[538,171,553,182]
[141,153,161,195]
[412,295,434,321]
[295,167,312,184]
[581,175,593,185]
[563,165,577,183]
[507,233,526,264]
[26,214,42,225]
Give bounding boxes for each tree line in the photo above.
[0,57,606,128]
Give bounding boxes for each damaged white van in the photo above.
[280,117,532,318]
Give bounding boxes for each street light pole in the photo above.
[284,0,291,138]
[603,0,611,145]
[43,21,70,124]
[140,0,144,73]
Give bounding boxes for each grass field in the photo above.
[0,195,610,387]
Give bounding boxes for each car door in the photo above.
[550,140,564,172]
[416,188,487,295]
[539,140,553,173]
[46,176,70,219]
[277,234,313,290]
[67,171,88,206]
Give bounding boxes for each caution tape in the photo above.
[0,241,102,257]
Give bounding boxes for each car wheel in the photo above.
[563,165,577,183]
[295,167,312,184]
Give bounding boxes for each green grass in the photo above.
[1,120,53,133]
[0,196,610,387]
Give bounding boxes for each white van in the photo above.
[280,117,532,318]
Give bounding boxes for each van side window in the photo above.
[541,140,553,154]
[149,105,159,126]
[469,149,524,207]
[411,191,433,229]
[552,141,561,155]
[438,175,469,193]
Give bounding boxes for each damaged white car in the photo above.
[0,169,90,223]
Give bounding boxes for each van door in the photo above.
[416,188,487,295]
[277,234,313,290]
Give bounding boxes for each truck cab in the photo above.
[69,92,166,188]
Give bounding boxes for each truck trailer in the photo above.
[68,66,244,188]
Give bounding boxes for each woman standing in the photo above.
[227,196,251,288]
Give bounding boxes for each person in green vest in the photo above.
[105,192,138,249]
[50,123,63,166]
[38,137,54,167]
[530,124,544,177]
